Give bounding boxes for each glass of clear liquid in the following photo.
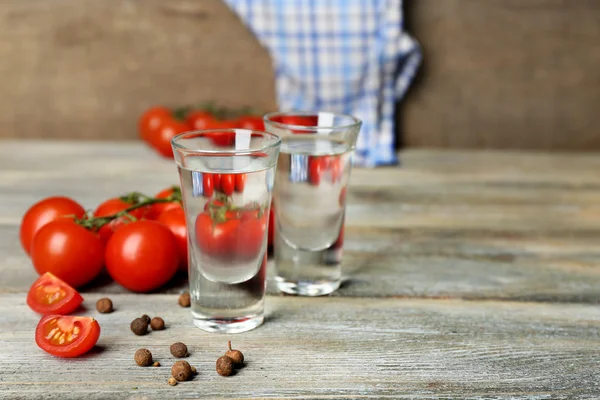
[171,129,281,333]
[263,111,361,296]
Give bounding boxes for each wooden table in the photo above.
[1,141,599,399]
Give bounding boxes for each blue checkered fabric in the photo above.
[224,0,421,167]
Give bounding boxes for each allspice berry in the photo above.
[224,341,244,365]
[216,356,234,377]
[171,361,193,382]
[150,317,165,331]
[178,292,191,308]
[141,314,151,325]
[96,297,113,313]
[170,342,188,358]
[134,349,153,367]
[130,318,148,336]
[153,361,161,367]
[168,377,177,386]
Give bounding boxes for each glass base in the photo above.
[192,312,264,334]
[275,278,340,296]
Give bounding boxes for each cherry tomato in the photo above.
[35,315,100,358]
[236,115,264,131]
[93,197,149,243]
[186,110,215,130]
[235,174,246,193]
[339,186,347,207]
[20,196,86,255]
[270,115,319,129]
[148,187,182,219]
[203,173,214,197]
[220,174,235,196]
[157,208,188,272]
[27,273,83,315]
[149,118,189,158]
[31,220,104,288]
[204,199,225,212]
[139,106,171,141]
[213,173,221,191]
[105,220,179,292]
[308,157,322,186]
[205,124,237,147]
[195,213,240,258]
[268,204,275,248]
[233,213,267,260]
[333,223,345,250]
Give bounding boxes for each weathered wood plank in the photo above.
[1,142,599,302]
[0,294,598,399]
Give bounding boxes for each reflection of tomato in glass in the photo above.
[195,207,267,261]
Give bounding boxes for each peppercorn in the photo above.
[153,361,161,367]
[224,341,244,365]
[168,377,177,386]
[216,356,233,377]
[150,317,165,331]
[134,349,153,367]
[170,342,188,358]
[141,314,151,325]
[171,361,193,382]
[178,292,190,308]
[96,297,113,313]
[130,318,148,336]
[190,365,197,374]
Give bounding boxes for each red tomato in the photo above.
[31,220,104,288]
[308,157,322,186]
[233,213,267,260]
[195,213,240,258]
[186,111,215,130]
[206,125,236,147]
[35,315,100,358]
[333,223,345,250]
[157,208,188,272]
[236,115,264,131]
[27,273,83,315]
[150,118,189,158]
[220,174,235,196]
[148,187,182,219]
[20,196,86,255]
[105,220,179,292]
[235,174,246,193]
[203,173,214,197]
[268,204,275,248]
[271,115,319,128]
[139,106,171,141]
[93,198,149,243]
[213,173,221,191]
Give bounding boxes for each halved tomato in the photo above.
[27,273,83,315]
[35,315,101,358]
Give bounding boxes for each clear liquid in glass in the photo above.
[273,136,352,296]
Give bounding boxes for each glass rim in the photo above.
[171,129,282,155]
[263,110,362,131]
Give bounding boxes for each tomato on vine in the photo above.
[31,219,104,288]
[20,196,86,255]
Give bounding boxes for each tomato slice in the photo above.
[35,315,100,358]
[27,273,83,315]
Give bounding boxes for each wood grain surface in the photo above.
[0,293,599,399]
[1,141,599,302]
[402,0,600,150]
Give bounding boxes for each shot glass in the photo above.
[171,129,281,333]
[263,111,361,296]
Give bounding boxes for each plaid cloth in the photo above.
[224,0,421,167]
